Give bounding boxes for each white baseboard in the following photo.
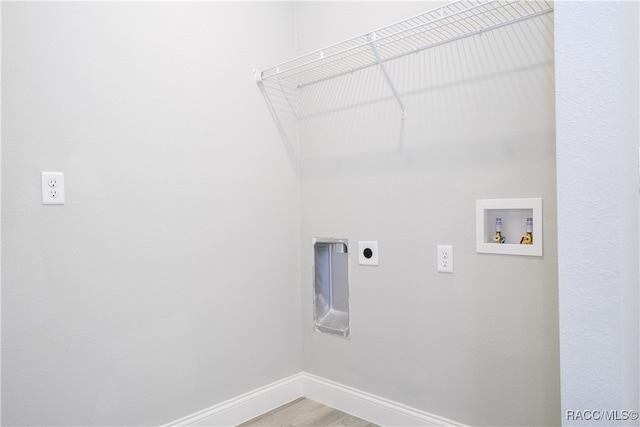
[301,373,468,427]
[164,373,304,427]
[165,372,467,427]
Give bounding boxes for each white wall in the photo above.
[1,3,300,425]
[0,1,3,422]
[296,2,559,426]
[555,1,640,424]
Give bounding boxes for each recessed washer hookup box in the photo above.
[313,238,350,339]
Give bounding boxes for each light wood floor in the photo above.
[238,397,379,427]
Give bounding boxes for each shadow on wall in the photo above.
[256,14,555,181]
[257,78,300,174]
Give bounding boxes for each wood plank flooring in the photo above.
[238,398,379,427]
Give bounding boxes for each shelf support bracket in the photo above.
[367,33,406,119]
[253,68,264,84]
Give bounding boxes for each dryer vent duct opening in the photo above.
[313,239,350,338]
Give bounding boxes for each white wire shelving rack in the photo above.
[254,0,553,119]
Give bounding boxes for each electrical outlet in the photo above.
[437,245,453,273]
[41,172,65,205]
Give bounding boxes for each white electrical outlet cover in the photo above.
[437,245,453,273]
[41,172,65,205]
[358,241,379,266]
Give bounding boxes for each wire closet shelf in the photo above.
[255,0,554,89]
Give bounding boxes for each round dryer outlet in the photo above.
[358,241,379,266]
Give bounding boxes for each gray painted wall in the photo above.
[297,2,560,426]
[556,2,640,424]
[1,3,300,425]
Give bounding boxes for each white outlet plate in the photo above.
[41,172,65,205]
[437,245,453,273]
[358,241,379,266]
